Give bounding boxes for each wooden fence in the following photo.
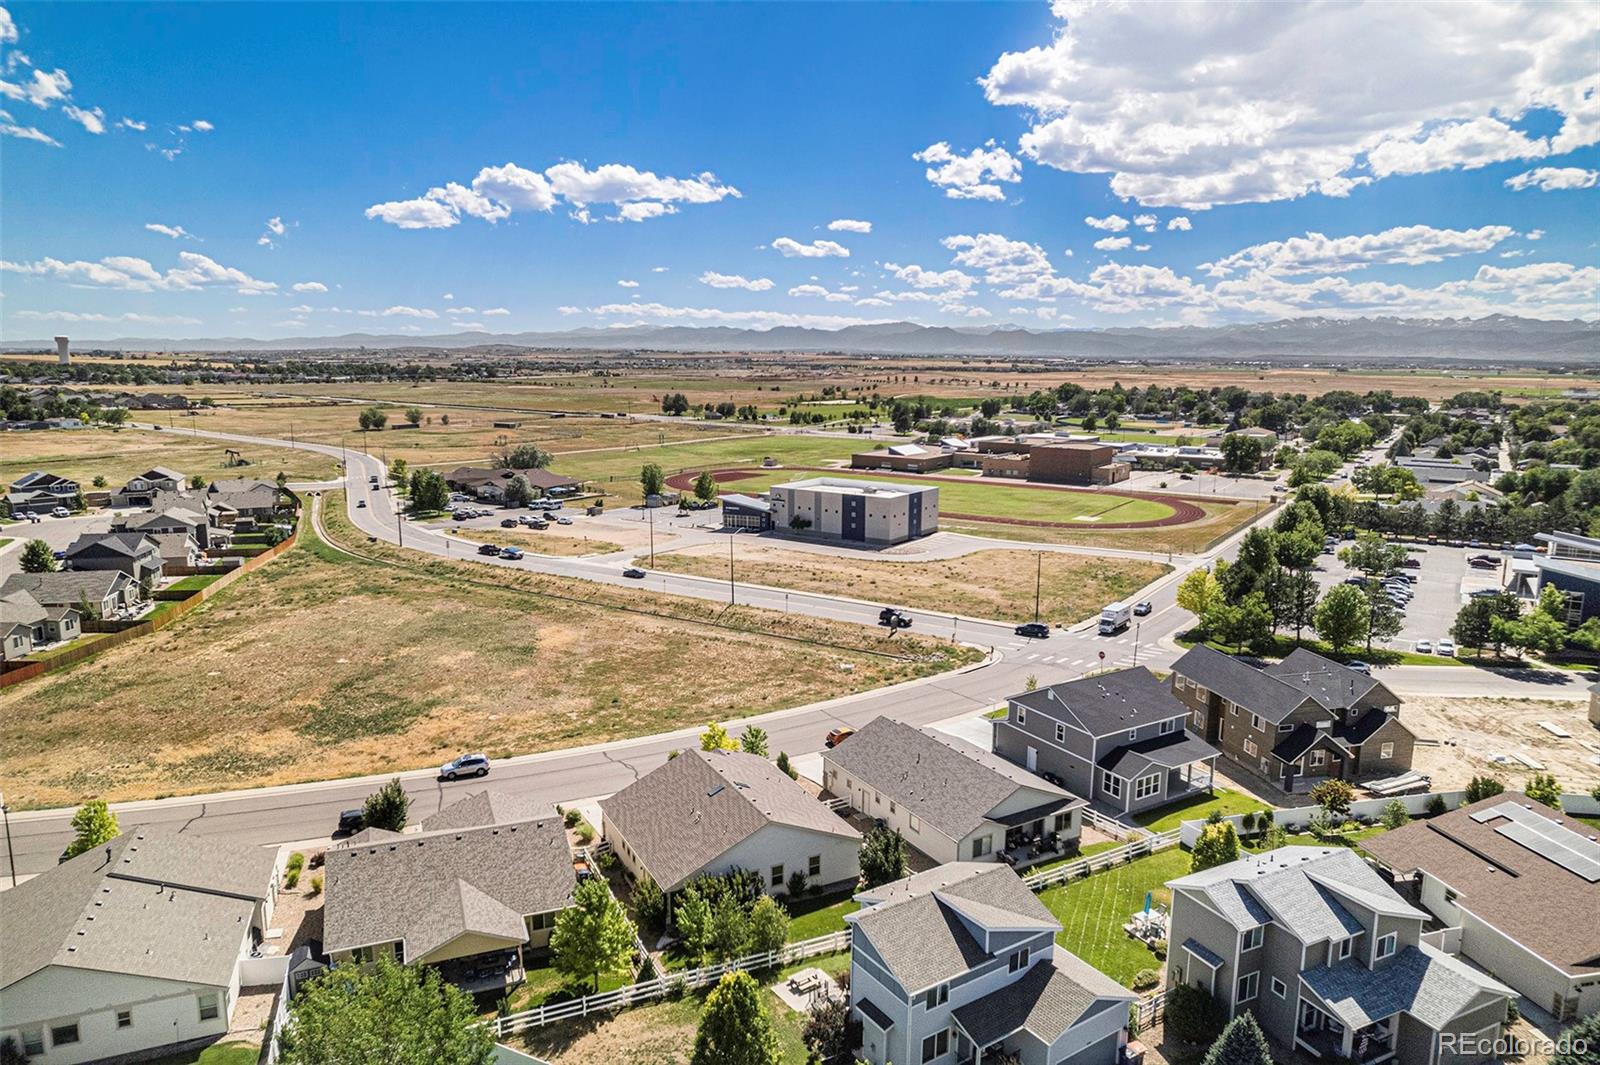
[0,522,300,689]
[1021,829,1183,891]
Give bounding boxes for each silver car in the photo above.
[439,752,490,780]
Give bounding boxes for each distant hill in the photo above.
[5,315,1597,363]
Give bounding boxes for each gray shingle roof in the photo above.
[0,589,47,628]
[66,530,158,559]
[1,570,129,607]
[824,717,1076,843]
[1010,667,1191,737]
[1170,645,1310,723]
[420,790,552,832]
[602,749,859,892]
[1267,648,1397,713]
[850,863,1059,992]
[1301,944,1512,1030]
[0,826,276,991]
[324,798,574,956]
[1096,731,1219,777]
[953,953,1134,1047]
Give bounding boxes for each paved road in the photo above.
[4,424,1583,880]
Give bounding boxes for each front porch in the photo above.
[1295,999,1397,1064]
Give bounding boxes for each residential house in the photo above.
[5,471,79,516]
[848,862,1136,1065]
[110,467,186,508]
[149,531,203,569]
[0,827,280,1065]
[1,570,138,619]
[0,590,79,661]
[444,466,580,501]
[117,502,218,550]
[63,531,165,587]
[1167,847,1514,1065]
[1168,646,1416,793]
[992,668,1221,816]
[821,717,1085,867]
[323,790,575,994]
[206,479,294,528]
[601,748,861,897]
[1365,794,1600,1021]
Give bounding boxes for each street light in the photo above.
[0,790,14,887]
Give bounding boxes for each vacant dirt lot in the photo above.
[0,504,975,808]
[1402,696,1600,790]
[645,544,1168,625]
[0,426,340,490]
[447,525,623,557]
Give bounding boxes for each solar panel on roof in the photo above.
[1471,800,1600,883]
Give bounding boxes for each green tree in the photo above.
[189,473,207,490]
[1313,584,1369,653]
[775,751,797,779]
[859,825,909,888]
[693,470,718,503]
[1278,570,1320,644]
[1221,434,1264,475]
[1465,775,1505,803]
[709,894,750,961]
[407,469,450,514]
[388,458,409,488]
[1177,567,1224,626]
[1524,772,1562,809]
[1201,1013,1275,1065]
[700,721,738,751]
[690,971,781,1065]
[279,957,493,1065]
[1380,799,1410,830]
[1164,984,1227,1045]
[1191,820,1242,873]
[1550,1013,1600,1065]
[358,406,388,431]
[1362,584,1405,654]
[739,726,769,757]
[1310,778,1356,820]
[363,777,410,832]
[502,474,535,508]
[1338,533,1406,579]
[801,994,857,1065]
[632,875,667,935]
[101,406,130,427]
[1451,598,1497,656]
[641,463,666,499]
[1212,591,1273,653]
[747,895,789,955]
[551,877,637,991]
[19,538,57,573]
[674,887,713,961]
[63,799,120,859]
[405,406,423,426]
[495,443,553,469]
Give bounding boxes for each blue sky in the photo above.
[2,1,1597,340]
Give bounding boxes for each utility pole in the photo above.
[728,534,736,605]
[1133,621,1141,667]
[648,505,655,567]
[1034,552,1043,623]
[0,791,14,888]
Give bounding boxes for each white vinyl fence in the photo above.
[259,964,295,1065]
[1021,829,1182,891]
[491,929,853,1038]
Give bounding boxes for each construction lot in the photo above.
[1402,696,1600,791]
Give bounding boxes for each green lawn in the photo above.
[1036,847,1193,987]
[1176,632,1459,667]
[141,1041,261,1065]
[785,890,859,941]
[166,574,223,593]
[1133,788,1264,833]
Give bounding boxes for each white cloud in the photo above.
[1504,166,1600,191]
[61,103,104,133]
[116,116,146,132]
[265,216,286,235]
[292,281,328,293]
[14,310,203,325]
[1527,229,1545,240]
[1,250,276,294]
[482,307,510,316]
[569,301,891,330]
[144,223,190,239]
[1094,236,1132,251]
[1167,216,1192,231]
[789,283,853,302]
[980,2,1600,208]
[191,119,213,132]
[1,107,59,146]
[699,271,775,291]
[0,7,15,42]
[1085,214,1129,232]
[827,219,873,233]
[913,140,1023,201]
[617,279,639,288]
[1202,224,1518,277]
[772,236,850,258]
[651,266,669,273]
[0,66,70,109]
[442,292,454,300]
[445,306,477,315]
[364,196,460,229]
[381,305,438,319]
[1133,214,1157,232]
[1134,244,1151,252]
[882,262,975,291]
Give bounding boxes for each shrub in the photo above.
[564,808,582,828]
[1426,794,1448,817]
[362,778,409,833]
[632,875,666,935]
[310,874,323,897]
[285,868,301,890]
[1151,938,1168,960]
[1132,968,1161,990]
[1465,775,1506,804]
[1525,772,1562,809]
[576,824,595,845]
[286,852,306,874]
[1380,799,1410,830]
[1165,984,1226,1044]
[787,870,809,898]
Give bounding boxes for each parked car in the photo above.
[1400,557,1421,568]
[500,546,524,560]
[478,543,501,555]
[1437,639,1456,657]
[878,607,912,629]
[1415,640,1433,654]
[501,518,519,528]
[439,753,490,780]
[1133,600,1153,616]
[336,809,365,834]
[557,517,573,525]
[453,511,471,521]
[50,506,71,518]
[824,726,855,749]
[623,567,647,579]
[1014,621,1050,639]
[1345,661,1372,675]
[529,519,550,530]
[541,499,563,510]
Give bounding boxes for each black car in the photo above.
[337,809,365,834]
[623,567,647,579]
[878,607,912,629]
[477,542,500,555]
[501,518,519,528]
[1015,621,1050,639]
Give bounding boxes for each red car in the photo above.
[825,727,856,749]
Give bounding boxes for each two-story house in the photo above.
[5,471,80,516]
[118,502,218,551]
[1167,847,1514,1065]
[848,862,1136,1065]
[821,716,1085,867]
[0,590,80,661]
[1169,646,1416,793]
[992,668,1221,816]
[62,532,165,587]
[110,467,187,508]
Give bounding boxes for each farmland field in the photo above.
[0,426,341,490]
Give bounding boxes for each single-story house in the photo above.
[1,570,138,618]
[110,467,187,508]
[206,479,295,526]
[0,827,280,1065]
[324,790,575,994]
[444,466,580,501]
[602,748,862,897]
[1365,793,1600,1021]
[149,531,203,569]
[822,716,1084,866]
[63,531,165,586]
[0,590,80,661]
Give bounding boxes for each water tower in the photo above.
[54,336,70,365]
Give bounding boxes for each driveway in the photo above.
[0,509,118,579]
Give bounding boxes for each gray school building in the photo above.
[767,477,938,546]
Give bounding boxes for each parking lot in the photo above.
[1310,541,1511,654]
[0,509,119,579]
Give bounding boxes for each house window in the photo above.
[198,992,220,1021]
[921,1030,951,1063]
[1241,926,1263,951]
[1250,713,1265,733]
[1243,738,1258,758]
[1310,750,1326,768]
[1237,972,1259,1004]
[1017,706,1026,725]
[889,800,896,814]
[809,854,821,877]
[1380,742,1394,759]
[1376,933,1397,960]
[21,1028,44,1056]
[1055,722,1066,743]
[1338,938,1354,961]
[1277,723,1295,733]
[1008,947,1031,972]
[922,984,949,1010]
[117,1009,133,1028]
[971,835,992,858]
[1159,718,1177,735]
[1228,701,1239,717]
[1134,773,1162,801]
[1271,977,1287,999]
[51,1022,80,1046]
[771,864,784,887]
[350,945,373,963]
[1101,771,1123,800]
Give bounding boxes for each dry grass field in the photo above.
[0,426,341,491]
[644,544,1169,624]
[446,525,623,557]
[0,498,976,808]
